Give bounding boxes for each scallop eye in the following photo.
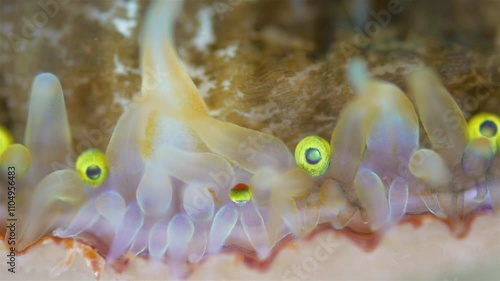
[75,148,109,187]
[468,112,500,153]
[479,120,497,137]
[294,136,331,176]
[0,126,14,157]
[228,183,252,206]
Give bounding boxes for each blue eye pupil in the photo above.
[86,165,102,180]
[305,148,321,165]
[480,120,497,137]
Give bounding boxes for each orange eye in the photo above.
[228,183,252,206]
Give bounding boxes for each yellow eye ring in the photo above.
[468,112,500,154]
[294,135,331,176]
[0,126,14,157]
[75,148,109,187]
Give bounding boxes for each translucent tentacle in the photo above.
[354,169,389,231]
[53,199,99,238]
[462,138,493,203]
[359,80,419,176]
[187,228,208,263]
[18,170,87,249]
[281,168,314,198]
[319,179,356,229]
[408,67,469,166]
[190,116,294,173]
[302,194,321,235]
[334,59,419,188]
[436,182,465,228]
[250,168,281,206]
[329,98,375,188]
[207,205,238,254]
[148,223,169,260]
[350,59,419,160]
[410,149,451,189]
[105,106,145,197]
[347,57,369,94]
[268,168,313,236]
[0,144,31,176]
[140,0,207,116]
[487,153,500,210]
[388,178,409,223]
[130,230,149,256]
[331,206,358,230]
[419,192,446,218]
[240,202,272,259]
[166,214,195,263]
[136,158,172,217]
[95,191,126,227]
[277,197,302,236]
[319,179,349,215]
[158,145,235,191]
[24,73,72,180]
[183,183,215,221]
[461,137,493,178]
[108,202,144,260]
[473,178,489,203]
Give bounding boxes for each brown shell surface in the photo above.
[1,0,499,151]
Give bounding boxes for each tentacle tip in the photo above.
[32,72,61,90]
[347,57,369,94]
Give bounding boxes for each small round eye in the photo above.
[479,120,497,137]
[0,126,14,157]
[294,135,331,176]
[75,148,109,187]
[468,112,500,153]
[228,183,252,206]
